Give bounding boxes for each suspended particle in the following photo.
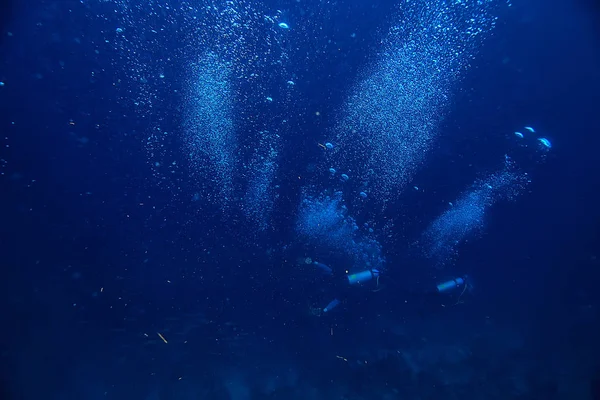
[524,126,535,133]
[266,97,273,102]
[414,186,419,191]
[325,142,334,150]
[116,27,123,33]
[278,22,289,29]
[359,191,367,198]
[514,131,524,139]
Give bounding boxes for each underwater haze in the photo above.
[1,0,599,399]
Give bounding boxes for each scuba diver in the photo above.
[303,258,472,315]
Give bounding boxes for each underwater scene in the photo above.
[1,0,599,399]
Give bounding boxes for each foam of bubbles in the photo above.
[242,131,280,231]
[91,1,295,227]
[183,52,236,208]
[328,0,502,203]
[296,190,385,270]
[420,157,529,268]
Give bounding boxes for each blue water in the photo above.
[1,0,599,399]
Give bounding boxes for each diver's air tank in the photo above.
[323,299,340,313]
[347,269,380,285]
[436,277,466,293]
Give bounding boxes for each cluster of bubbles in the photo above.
[98,0,278,109]
[295,190,385,271]
[91,0,297,227]
[326,0,503,202]
[183,52,236,207]
[297,0,508,269]
[178,4,292,219]
[242,131,281,231]
[90,0,547,275]
[175,6,293,223]
[421,156,529,268]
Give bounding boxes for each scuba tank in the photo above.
[436,276,467,293]
[323,298,340,313]
[347,269,380,285]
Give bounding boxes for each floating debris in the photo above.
[157,332,168,344]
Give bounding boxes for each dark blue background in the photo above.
[1,0,599,399]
